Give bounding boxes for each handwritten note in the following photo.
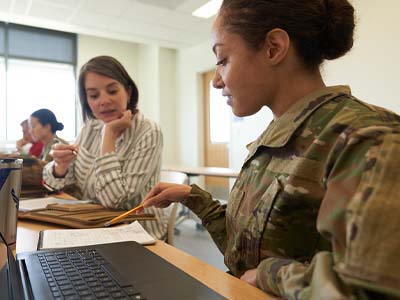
[40,221,156,249]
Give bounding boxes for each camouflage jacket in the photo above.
[182,86,400,299]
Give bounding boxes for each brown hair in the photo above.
[219,0,355,69]
[78,56,139,122]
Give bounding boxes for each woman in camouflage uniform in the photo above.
[144,0,400,299]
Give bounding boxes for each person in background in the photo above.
[142,0,400,299]
[29,108,66,161]
[16,119,44,158]
[43,56,166,239]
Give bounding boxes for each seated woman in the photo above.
[142,0,400,298]
[16,119,44,158]
[29,109,66,161]
[43,56,166,239]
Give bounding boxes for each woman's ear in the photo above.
[45,123,53,134]
[263,28,290,66]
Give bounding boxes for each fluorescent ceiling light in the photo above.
[192,0,222,19]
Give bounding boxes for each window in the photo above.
[209,81,231,143]
[6,59,76,141]
[0,57,5,141]
[0,22,77,143]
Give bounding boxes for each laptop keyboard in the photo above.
[37,248,146,300]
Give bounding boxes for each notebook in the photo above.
[38,221,156,249]
[1,224,225,300]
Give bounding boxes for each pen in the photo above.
[53,137,78,156]
[41,179,60,194]
[104,203,145,227]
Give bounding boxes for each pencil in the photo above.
[104,203,145,227]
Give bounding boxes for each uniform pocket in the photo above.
[262,178,324,261]
[239,177,282,267]
[251,178,282,232]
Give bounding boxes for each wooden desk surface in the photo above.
[162,165,239,178]
[16,220,274,300]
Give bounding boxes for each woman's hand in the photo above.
[50,144,79,177]
[240,268,258,287]
[101,110,132,154]
[142,183,192,209]
[16,138,28,151]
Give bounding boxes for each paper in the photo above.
[19,197,92,212]
[40,221,156,249]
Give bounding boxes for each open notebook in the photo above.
[38,221,156,249]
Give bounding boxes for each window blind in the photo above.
[7,23,76,64]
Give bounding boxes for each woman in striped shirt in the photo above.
[43,56,167,239]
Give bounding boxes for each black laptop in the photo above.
[1,231,225,299]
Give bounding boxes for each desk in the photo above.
[162,165,239,179]
[16,220,274,300]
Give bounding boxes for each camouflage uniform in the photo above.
[182,86,400,299]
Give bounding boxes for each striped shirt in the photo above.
[43,112,167,239]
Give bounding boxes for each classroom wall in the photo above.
[323,0,400,113]
[158,48,179,165]
[136,45,179,164]
[78,35,139,84]
[136,44,160,122]
[176,40,215,166]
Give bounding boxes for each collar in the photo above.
[244,85,351,162]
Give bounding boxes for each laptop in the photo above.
[1,230,225,300]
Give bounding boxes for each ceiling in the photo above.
[0,0,217,49]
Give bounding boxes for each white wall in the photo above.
[176,40,215,166]
[136,45,179,164]
[158,48,178,164]
[78,35,139,81]
[323,0,400,113]
[136,44,160,122]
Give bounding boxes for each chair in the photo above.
[160,170,188,245]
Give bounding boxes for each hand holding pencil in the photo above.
[142,182,191,208]
[105,182,191,227]
[50,143,79,178]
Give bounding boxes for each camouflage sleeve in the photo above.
[255,127,400,299]
[182,184,228,254]
[256,252,351,299]
[336,132,400,298]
